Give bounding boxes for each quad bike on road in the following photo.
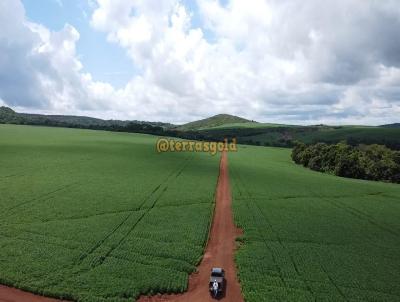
[209,267,225,299]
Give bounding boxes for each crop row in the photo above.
[0,125,220,301]
[229,146,400,302]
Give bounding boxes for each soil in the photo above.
[0,285,67,302]
[138,152,244,302]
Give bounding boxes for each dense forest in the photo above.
[292,142,400,183]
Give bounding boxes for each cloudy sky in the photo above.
[1,0,400,125]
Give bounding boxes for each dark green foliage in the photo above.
[380,123,400,128]
[292,142,400,183]
[0,106,21,124]
[0,106,173,134]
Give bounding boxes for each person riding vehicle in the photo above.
[209,268,225,298]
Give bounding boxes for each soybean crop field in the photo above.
[0,125,219,301]
[229,146,400,302]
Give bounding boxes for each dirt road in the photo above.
[138,152,244,302]
[0,285,67,302]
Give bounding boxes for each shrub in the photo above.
[292,142,400,183]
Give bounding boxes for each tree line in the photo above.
[292,142,400,183]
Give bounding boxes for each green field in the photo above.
[229,146,400,301]
[1,125,400,302]
[294,126,400,145]
[199,124,400,149]
[0,125,219,301]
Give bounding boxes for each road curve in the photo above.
[138,151,244,302]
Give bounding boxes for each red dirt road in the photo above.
[0,285,67,302]
[138,152,244,302]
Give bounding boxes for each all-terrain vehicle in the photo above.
[209,267,225,298]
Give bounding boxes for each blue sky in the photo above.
[22,0,135,88]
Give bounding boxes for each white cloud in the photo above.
[0,0,400,124]
[0,0,115,114]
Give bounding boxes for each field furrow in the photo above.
[0,125,219,301]
[229,146,400,302]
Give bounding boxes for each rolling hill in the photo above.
[175,114,256,131]
[1,106,400,149]
[0,106,174,129]
[381,123,400,128]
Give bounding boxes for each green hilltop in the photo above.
[175,114,256,131]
